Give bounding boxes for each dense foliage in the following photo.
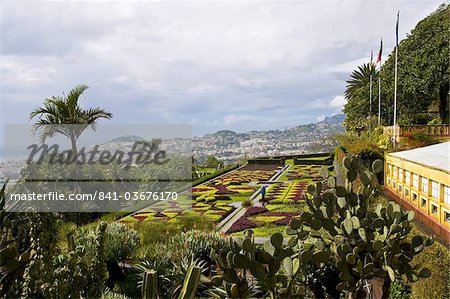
[344,4,449,130]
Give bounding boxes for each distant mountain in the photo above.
[321,114,345,125]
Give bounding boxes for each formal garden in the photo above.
[3,153,450,299]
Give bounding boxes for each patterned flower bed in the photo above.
[226,162,329,236]
[119,199,235,224]
[226,210,302,234]
[191,182,256,203]
[285,165,323,180]
[212,170,276,185]
[265,182,308,203]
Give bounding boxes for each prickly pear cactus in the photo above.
[286,156,433,294]
[210,229,300,298]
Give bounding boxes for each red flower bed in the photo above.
[214,184,237,194]
[226,217,257,234]
[274,217,291,226]
[192,187,212,193]
[245,206,269,216]
[262,211,301,217]
[287,195,304,201]
[131,215,147,221]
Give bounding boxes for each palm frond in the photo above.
[66,84,89,115]
[29,85,112,144]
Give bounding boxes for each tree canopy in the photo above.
[343,4,449,130]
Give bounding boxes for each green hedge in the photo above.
[247,158,285,165]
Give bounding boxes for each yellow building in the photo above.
[385,142,450,240]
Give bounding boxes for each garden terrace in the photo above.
[120,159,330,238]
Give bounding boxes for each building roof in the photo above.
[389,142,450,172]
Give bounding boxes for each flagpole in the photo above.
[369,50,373,129]
[393,12,399,148]
[378,69,381,126]
[376,38,383,127]
[378,47,382,126]
[369,72,373,118]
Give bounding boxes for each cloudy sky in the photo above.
[0,0,443,137]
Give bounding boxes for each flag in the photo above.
[369,50,373,73]
[396,11,399,48]
[376,38,383,64]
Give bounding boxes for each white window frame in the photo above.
[444,186,450,205]
[405,171,410,185]
[413,174,419,189]
[421,177,428,194]
[398,169,403,182]
[431,181,439,199]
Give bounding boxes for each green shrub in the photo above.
[335,129,388,166]
[104,222,140,263]
[401,131,438,149]
[389,280,410,299]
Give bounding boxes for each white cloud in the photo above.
[330,96,347,108]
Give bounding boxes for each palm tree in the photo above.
[343,63,380,130]
[29,85,112,226]
[344,63,378,100]
[29,84,112,156]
